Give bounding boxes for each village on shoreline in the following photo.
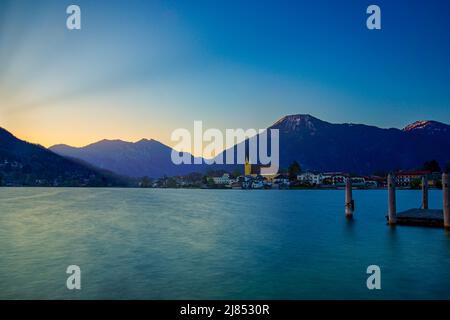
[143,160,448,191]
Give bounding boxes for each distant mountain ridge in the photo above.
[49,115,450,177]
[51,138,201,178]
[403,120,449,134]
[265,114,450,174]
[0,127,125,186]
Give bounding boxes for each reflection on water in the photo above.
[0,188,449,299]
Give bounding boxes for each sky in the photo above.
[0,0,449,151]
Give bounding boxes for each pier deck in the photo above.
[388,209,444,227]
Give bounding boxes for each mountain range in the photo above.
[1,114,449,186]
[50,114,450,177]
[50,139,201,178]
[268,114,450,174]
[0,127,127,187]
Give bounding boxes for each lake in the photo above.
[0,188,449,299]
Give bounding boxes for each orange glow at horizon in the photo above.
[2,117,177,150]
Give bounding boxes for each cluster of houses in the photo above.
[142,157,445,190]
[208,170,443,190]
[395,170,442,187]
[148,169,444,190]
[296,172,380,188]
[207,172,379,189]
[212,173,289,190]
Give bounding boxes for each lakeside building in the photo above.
[395,170,431,187]
[251,179,265,189]
[371,176,387,187]
[322,172,348,187]
[212,173,232,185]
[350,176,366,187]
[240,176,253,189]
[238,174,271,189]
[365,180,378,188]
[297,172,324,185]
[273,174,290,189]
[360,176,383,188]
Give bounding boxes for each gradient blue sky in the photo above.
[0,0,449,149]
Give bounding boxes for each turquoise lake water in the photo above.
[0,188,449,300]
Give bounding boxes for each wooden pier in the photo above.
[384,173,450,228]
[395,209,444,227]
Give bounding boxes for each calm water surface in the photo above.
[0,188,449,299]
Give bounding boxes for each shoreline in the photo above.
[0,186,443,191]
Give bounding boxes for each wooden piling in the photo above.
[345,177,353,217]
[422,176,428,210]
[388,174,396,225]
[443,173,449,228]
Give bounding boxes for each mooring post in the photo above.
[422,175,429,210]
[443,173,449,228]
[345,177,353,217]
[388,174,396,225]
